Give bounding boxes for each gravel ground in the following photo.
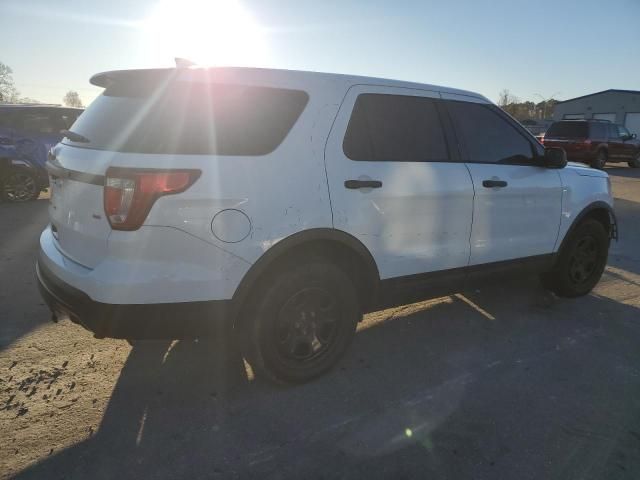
[1,167,639,479]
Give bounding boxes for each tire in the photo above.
[541,219,609,298]
[591,149,607,170]
[241,260,361,384]
[628,154,640,168]
[1,167,40,202]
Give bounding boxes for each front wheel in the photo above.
[541,219,609,298]
[628,154,640,168]
[241,261,361,384]
[1,167,40,202]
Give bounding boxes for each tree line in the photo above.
[0,61,83,107]
[497,89,559,121]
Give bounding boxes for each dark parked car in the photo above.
[0,105,83,202]
[542,119,640,169]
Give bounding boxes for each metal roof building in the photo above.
[553,89,640,137]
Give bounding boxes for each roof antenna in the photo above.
[175,58,196,68]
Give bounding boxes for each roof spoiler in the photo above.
[89,61,197,88]
[89,68,178,88]
[175,58,196,68]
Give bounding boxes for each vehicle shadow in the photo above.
[607,197,640,277]
[0,199,50,350]
[14,276,640,479]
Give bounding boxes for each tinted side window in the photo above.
[447,101,534,164]
[590,123,607,139]
[608,124,619,139]
[343,93,448,162]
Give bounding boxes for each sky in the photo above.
[1,0,639,106]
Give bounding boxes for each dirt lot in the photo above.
[1,167,640,479]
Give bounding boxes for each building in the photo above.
[553,89,640,136]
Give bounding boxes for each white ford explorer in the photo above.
[37,67,617,383]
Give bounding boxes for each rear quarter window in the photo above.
[19,111,57,134]
[0,110,14,129]
[64,82,309,155]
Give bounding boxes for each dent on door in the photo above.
[466,164,563,265]
[323,85,475,279]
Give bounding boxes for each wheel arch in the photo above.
[231,228,381,320]
[557,201,617,255]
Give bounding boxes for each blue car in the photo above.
[0,105,83,202]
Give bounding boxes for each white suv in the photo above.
[37,67,617,383]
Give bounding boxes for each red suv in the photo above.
[542,119,640,169]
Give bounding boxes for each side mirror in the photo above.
[543,147,567,169]
[631,133,637,139]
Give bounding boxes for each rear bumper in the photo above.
[36,258,234,339]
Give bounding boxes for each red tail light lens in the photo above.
[104,168,201,230]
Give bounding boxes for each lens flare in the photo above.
[143,0,270,66]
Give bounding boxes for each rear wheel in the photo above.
[541,219,609,297]
[628,153,640,168]
[591,149,607,170]
[2,167,40,202]
[241,260,361,384]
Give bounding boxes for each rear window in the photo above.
[545,121,588,138]
[343,93,448,162]
[63,80,309,155]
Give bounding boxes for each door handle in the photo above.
[482,179,508,188]
[344,179,383,189]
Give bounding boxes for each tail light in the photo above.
[104,168,201,231]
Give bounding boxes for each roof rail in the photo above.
[0,103,63,107]
[561,118,611,123]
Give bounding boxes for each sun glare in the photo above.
[143,0,269,67]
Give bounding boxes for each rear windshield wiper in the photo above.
[62,130,90,143]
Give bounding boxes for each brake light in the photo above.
[104,168,201,231]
